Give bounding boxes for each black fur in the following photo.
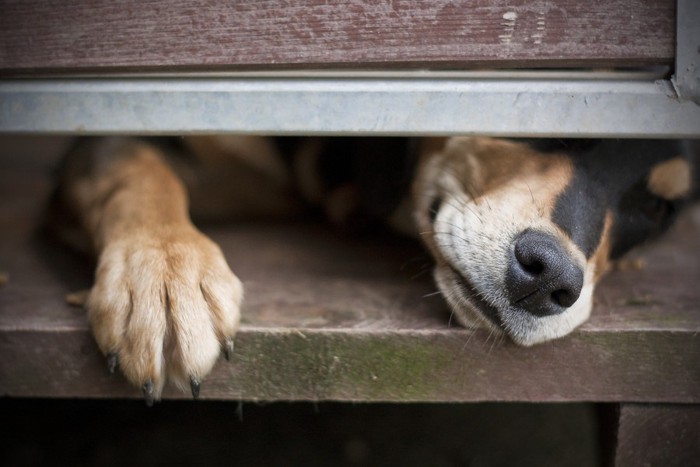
[548,140,689,258]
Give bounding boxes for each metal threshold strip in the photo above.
[1,73,699,137]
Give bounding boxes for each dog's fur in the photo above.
[53,136,696,402]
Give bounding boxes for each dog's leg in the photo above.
[58,137,241,403]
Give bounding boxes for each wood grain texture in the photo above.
[0,0,675,74]
[0,137,699,402]
[615,404,700,467]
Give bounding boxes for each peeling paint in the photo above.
[533,13,546,45]
[499,11,517,45]
[502,11,518,21]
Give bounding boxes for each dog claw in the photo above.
[190,377,201,399]
[107,353,118,374]
[143,380,155,407]
[224,338,235,361]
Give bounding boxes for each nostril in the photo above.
[520,258,544,275]
[551,289,577,308]
[514,237,547,275]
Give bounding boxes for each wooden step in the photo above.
[0,137,698,402]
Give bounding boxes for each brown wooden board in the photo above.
[0,137,699,402]
[0,0,675,75]
[615,404,700,467]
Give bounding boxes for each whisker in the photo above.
[399,255,431,271]
[526,182,536,204]
[435,238,469,252]
[462,330,476,351]
[416,191,486,225]
[417,189,471,211]
[432,230,471,243]
[410,266,433,281]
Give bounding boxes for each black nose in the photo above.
[506,230,584,317]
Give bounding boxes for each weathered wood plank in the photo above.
[0,0,675,74]
[4,326,700,402]
[0,138,699,402]
[615,404,700,467]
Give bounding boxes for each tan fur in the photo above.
[62,138,242,398]
[592,211,614,281]
[647,157,692,200]
[180,136,301,222]
[185,135,290,187]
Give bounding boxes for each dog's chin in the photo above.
[434,265,593,347]
[433,265,503,332]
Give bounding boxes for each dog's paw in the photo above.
[86,225,242,404]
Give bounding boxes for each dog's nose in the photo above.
[506,230,584,317]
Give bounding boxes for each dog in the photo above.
[52,136,697,404]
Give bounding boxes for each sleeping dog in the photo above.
[53,136,696,403]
